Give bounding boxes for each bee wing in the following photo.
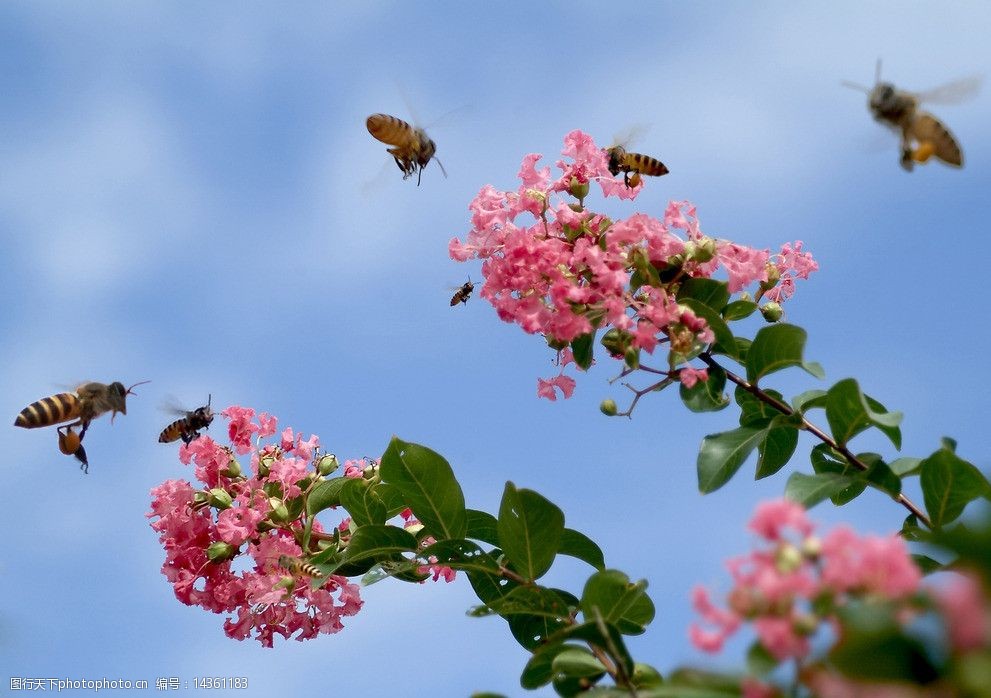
[394,79,425,129]
[915,75,982,105]
[361,157,396,196]
[159,394,190,416]
[611,123,651,148]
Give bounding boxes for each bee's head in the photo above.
[606,146,625,175]
[868,82,897,113]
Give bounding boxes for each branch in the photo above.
[698,353,932,529]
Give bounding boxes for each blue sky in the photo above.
[2,2,989,695]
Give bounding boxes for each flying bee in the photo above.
[606,145,670,187]
[14,380,149,473]
[843,61,980,171]
[366,113,447,185]
[158,395,214,444]
[450,279,475,306]
[278,555,324,579]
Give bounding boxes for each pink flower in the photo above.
[748,499,814,542]
[217,505,265,547]
[820,527,920,598]
[679,367,709,389]
[221,405,260,455]
[689,585,742,653]
[537,374,576,401]
[754,615,810,660]
[178,435,231,488]
[256,412,277,438]
[937,570,989,652]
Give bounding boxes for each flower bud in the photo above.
[760,302,783,322]
[801,535,821,560]
[206,541,237,562]
[761,262,781,289]
[269,497,290,523]
[792,611,819,636]
[692,237,717,263]
[631,663,663,688]
[776,543,803,573]
[600,399,618,416]
[624,346,640,370]
[601,328,631,357]
[193,491,210,507]
[568,176,589,200]
[317,454,339,476]
[208,488,233,510]
[222,459,241,478]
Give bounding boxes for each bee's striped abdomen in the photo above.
[14,392,80,428]
[279,555,324,579]
[627,152,669,177]
[158,419,186,443]
[366,113,415,147]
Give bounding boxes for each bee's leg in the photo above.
[78,419,91,441]
[623,171,631,186]
[74,444,89,474]
[899,131,914,172]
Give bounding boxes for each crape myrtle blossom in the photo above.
[449,130,817,401]
[690,499,990,694]
[149,407,445,647]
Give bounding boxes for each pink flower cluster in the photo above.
[691,500,991,695]
[449,130,817,399]
[148,406,363,647]
[690,499,922,661]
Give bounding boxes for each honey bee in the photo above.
[14,380,149,473]
[450,279,475,306]
[606,145,669,187]
[366,113,447,185]
[844,61,979,171]
[278,555,324,579]
[158,395,214,444]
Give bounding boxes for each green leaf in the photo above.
[336,524,417,566]
[679,364,729,413]
[910,554,943,575]
[890,457,922,478]
[921,448,991,528]
[372,482,408,517]
[552,647,607,678]
[735,386,784,426]
[676,277,730,311]
[859,454,902,498]
[306,477,348,515]
[755,422,799,479]
[785,472,854,508]
[697,425,768,493]
[498,483,565,581]
[680,299,735,354]
[722,299,757,321]
[825,378,903,449]
[746,324,817,383]
[548,621,634,680]
[380,437,467,540]
[581,570,655,635]
[792,389,827,413]
[509,613,569,651]
[521,644,570,689]
[419,539,502,577]
[465,551,520,606]
[559,528,605,570]
[829,602,939,683]
[466,509,500,546]
[571,332,596,370]
[486,585,576,620]
[339,478,387,526]
[746,640,779,676]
